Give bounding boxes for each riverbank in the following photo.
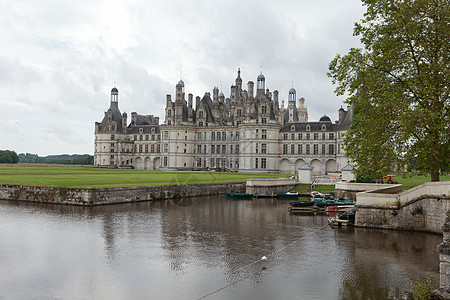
[0,182,246,206]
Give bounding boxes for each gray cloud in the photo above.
[0,0,365,155]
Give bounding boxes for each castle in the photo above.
[94,69,352,174]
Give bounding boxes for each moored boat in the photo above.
[226,193,253,199]
[325,205,354,212]
[277,191,299,199]
[289,200,315,207]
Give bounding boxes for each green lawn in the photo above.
[0,164,288,188]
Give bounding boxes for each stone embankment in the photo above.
[0,182,246,206]
[352,182,450,234]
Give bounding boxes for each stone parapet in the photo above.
[0,182,246,206]
[246,177,297,194]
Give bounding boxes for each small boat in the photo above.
[277,191,299,199]
[314,199,336,208]
[335,197,356,205]
[325,205,354,212]
[254,193,276,198]
[289,201,315,207]
[312,194,324,201]
[226,193,253,199]
[310,191,323,198]
[324,195,335,201]
[328,209,356,226]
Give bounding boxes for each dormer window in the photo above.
[199,111,204,119]
[291,125,295,131]
[322,124,326,131]
[139,128,143,133]
[306,125,311,131]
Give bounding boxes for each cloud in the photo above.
[0,0,366,155]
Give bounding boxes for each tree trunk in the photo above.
[431,170,440,182]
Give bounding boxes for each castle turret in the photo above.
[256,73,265,95]
[235,68,242,91]
[247,81,254,98]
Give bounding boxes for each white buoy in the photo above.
[261,256,267,261]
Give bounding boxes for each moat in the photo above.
[0,195,440,299]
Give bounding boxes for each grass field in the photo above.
[0,164,447,190]
[0,164,288,188]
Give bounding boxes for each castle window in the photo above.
[151,128,155,133]
[145,145,149,153]
[283,134,288,140]
[197,158,202,167]
[203,145,206,153]
[164,131,168,139]
[199,111,204,119]
[167,110,172,117]
[306,133,310,140]
[146,135,149,141]
[139,128,143,133]
[164,144,168,152]
[291,125,295,131]
[163,157,168,167]
[261,118,267,123]
[283,144,288,154]
[261,144,267,154]
[236,132,239,141]
[134,135,137,140]
[134,145,137,153]
[235,145,239,154]
[217,132,221,141]
[198,122,203,127]
[255,158,258,169]
[152,135,155,141]
[168,120,171,125]
[322,144,326,155]
[313,144,319,154]
[211,145,215,154]
[322,124,326,131]
[184,149,186,153]
[222,132,226,141]
[237,109,242,117]
[139,145,143,153]
[211,132,215,141]
[329,144,335,155]
[329,133,334,140]
[198,132,202,141]
[261,158,267,169]
[262,106,267,114]
[298,133,303,140]
[306,125,310,131]
[222,145,226,154]
[157,144,161,153]
[197,145,202,154]
[255,143,259,153]
[111,134,115,140]
[291,133,295,140]
[256,129,259,139]
[210,158,215,168]
[291,144,295,154]
[313,133,318,140]
[140,135,143,141]
[151,144,155,153]
[231,145,233,154]
[306,144,310,154]
[216,145,220,154]
[262,129,267,140]
[298,144,303,154]
[111,124,115,131]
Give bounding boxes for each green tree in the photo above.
[328,0,449,181]
[0,150,19,163]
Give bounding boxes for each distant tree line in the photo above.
[18,153,94,165]
[0,150,20,163]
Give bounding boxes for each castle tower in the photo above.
[288,87,297,123]
[297,97,308,122]
[235,68,242,91]
[257,73,265,95]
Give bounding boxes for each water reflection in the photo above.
[0,196,441,299]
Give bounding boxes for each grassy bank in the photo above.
[0,164,288,188]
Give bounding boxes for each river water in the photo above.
[0,196,441,300]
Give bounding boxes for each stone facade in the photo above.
[94,70,352,174]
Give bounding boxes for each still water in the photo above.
[0,196,441,300]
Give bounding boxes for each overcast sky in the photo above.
[1,0,366,156]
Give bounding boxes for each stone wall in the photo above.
[0,182,246,206]
[354,181,450,234]
[246,178,297,195]
[356,197,449,234]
